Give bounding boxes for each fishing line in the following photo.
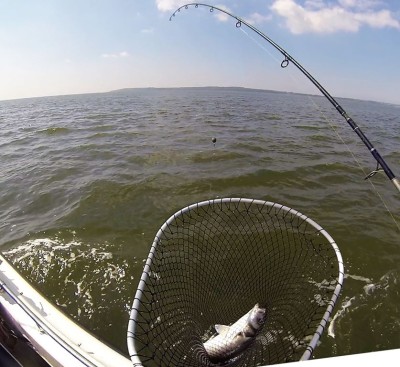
[170,3,400,235]
[237,28,369,174]
[310,100,400,232]
[238,27,279,65]
[239,25,400,231]
[170,3,400,194]
[237,27,310,93]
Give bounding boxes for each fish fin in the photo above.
[242,329,255,337]
[215,324,230,335]
[236,331,252,341]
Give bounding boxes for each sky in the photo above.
[0,0,399,104]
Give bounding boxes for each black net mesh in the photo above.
[128,198,343,367]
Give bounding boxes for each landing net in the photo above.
[127,198,344,366]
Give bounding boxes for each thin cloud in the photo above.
[141,28,154,34]
[245,12,273,25]
[214,4,231,22]
[155,1,230,25]
[304,0,328,9]
[155,0,231,22]
[271,0,400,34]
[155,0,188,12]
[338,0,383,9]
[101,51,129,59]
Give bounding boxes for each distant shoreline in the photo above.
[0,86,397,107]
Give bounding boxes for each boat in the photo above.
[0,253,132,367]
[1,3,398,367]
[1,198,344,367]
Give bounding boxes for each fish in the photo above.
[203,303,266,364]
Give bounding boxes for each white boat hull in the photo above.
[0,253,131,367]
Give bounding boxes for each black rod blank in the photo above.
[170,3,400,193]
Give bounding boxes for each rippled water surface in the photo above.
[0,87,399,360]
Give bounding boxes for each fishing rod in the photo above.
[170,3,400,193]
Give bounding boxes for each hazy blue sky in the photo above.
[1,0,399,103]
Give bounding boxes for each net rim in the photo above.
[127,197,344,366]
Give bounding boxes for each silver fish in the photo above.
[203,303,266,364]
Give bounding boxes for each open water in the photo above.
[0,87,399,362]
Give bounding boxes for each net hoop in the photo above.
[127,198,344,366]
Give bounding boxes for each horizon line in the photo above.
[0,85,396,106]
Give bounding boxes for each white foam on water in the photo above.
[344,273,372,283]
[3,236,137,325]
[327,296,355,338]
[363,283,376,295]
[327,272,375,338]
[327,270,399,340]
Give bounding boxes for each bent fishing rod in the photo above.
[170,3,400,193]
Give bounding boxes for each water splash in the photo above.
[2,235,140,351]
[327,270,400,353]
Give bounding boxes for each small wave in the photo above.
[327,269,400,344]
[308,134,331,142]
[329,274,375,330]
[2,232,149,351]
[328,296,356,338]
[266,115,282,121]
[344,273,372,283]
[293,124,321,130]
[191,150,248,163]
[88,124,116,132]
[39,127,70,135]
[84,113,117,120]
[3,235,138,322]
